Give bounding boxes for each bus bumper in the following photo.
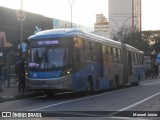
[25,74,73,92]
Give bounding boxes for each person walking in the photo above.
[15,57,25,92]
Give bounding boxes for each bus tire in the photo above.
[114,76,119,89]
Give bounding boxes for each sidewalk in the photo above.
[0,83,44,103]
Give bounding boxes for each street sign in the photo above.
[16,10,26,21]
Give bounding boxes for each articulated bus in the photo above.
[25,29,144,96]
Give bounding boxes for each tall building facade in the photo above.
[94,14,109,38]
[108,0,141,38]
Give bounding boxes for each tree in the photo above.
[111,26,150,55]
[142,30,160,55]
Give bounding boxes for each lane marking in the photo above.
[117,92,160,111]
[2,80,160,111]
[30,80,160,111]
[1,80,159,105]
[2,80,156,104]
[29,86,139,111]
[143,81,160,86]
[106,92,160,118]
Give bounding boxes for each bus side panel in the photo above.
[72,62,110,92]
[129,65,145,83]
[72,62,97,92]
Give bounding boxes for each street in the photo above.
[1,78,160,120]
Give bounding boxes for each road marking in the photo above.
[2,80,160,112]
[29,81,160,111]
[117,92,160,111]
[105,92,160,118]
[29,86,139,111]
[143,81,160,86]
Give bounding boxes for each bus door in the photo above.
[93,43,103,78]
[95,44,103,90]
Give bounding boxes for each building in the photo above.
[0,6,92,64]
[108,0,141,38]
[93,14,109,38]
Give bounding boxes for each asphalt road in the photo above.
[1,78,160,120]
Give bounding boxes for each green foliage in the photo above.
[142,30,160,54]
[111,27,160,56]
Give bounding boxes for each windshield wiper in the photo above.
[39,50,56,69]
[45,53,56,69]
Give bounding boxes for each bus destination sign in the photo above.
[31,40,59,46]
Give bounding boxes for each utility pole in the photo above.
[20,0,23,56]
[68,0,75,28]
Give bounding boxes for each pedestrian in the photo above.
[15,57,25,92]
[0,63,4,92]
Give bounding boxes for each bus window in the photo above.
[92,43,99,62]
[105,46,108,62]
[133,53,135,64]
[128,52,132,75]
[84,41,92,62]
[117,49,122,64]
[74,38,84,64]
[107,47,112,63]
[29,47,69,69]
[137,54,140,65]
[102,45,107,62]
[74,47,80,63]
[74,39,80,63]
[134,53,138,65]
[112,48,118,63]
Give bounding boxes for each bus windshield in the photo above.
[29,46,68,70]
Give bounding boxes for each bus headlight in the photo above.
[67,71,70,74]
[25,72,28,76]
[61,69,72,76]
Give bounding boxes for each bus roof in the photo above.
[28,29,83,39]
[125,44,143,54]
[82,31,121,47]
[28,28,143,52]
[29,28,122,47]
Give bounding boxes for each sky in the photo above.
[0,0,160,31]
[142,0,160,30]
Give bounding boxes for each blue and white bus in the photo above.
[25,29,144,96]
